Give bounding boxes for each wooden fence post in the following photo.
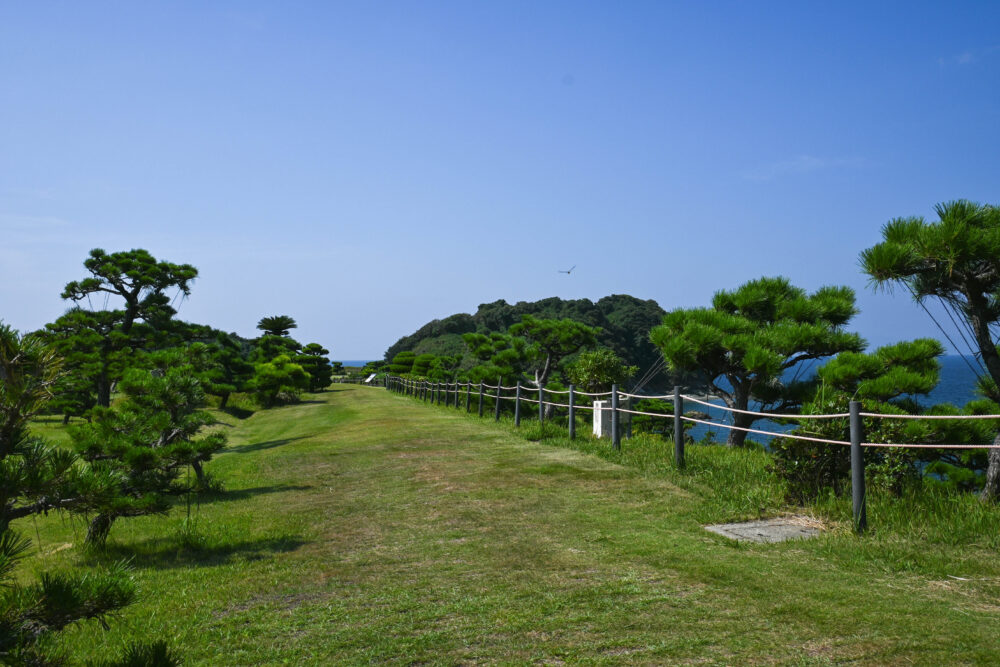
[568,384,576,439]
[673,386,684,469]
[850,400,867,534]
[611,384,620,450]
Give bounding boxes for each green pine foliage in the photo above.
[567,348,638,393]
[410,353,438,377]
[247,354,311,407]
[251,334,302,363]
[650,276,865,447]
[298,343,334,392]
[186,333,255,409]
[509,315,601,388]
[384,295,668,387]
[0,322,146,664]
[860,200,1000,501]
[461,332,533,384]
[389,351,417,375]
[70,352,227,545]
[769,339,957,501]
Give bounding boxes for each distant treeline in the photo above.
[384,294,685,389]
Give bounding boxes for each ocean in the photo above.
[335,360,377,368]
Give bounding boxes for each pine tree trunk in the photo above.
[86,513,115,546]
[980,434,1000,502]
[726,411,754,448]
[192,460,205,485]
[725,383,752,448]
[62,413,70,425]
[97,376,111,408]
[219,392,230,409]
[963,299,1000,502]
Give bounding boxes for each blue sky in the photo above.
[2,1,999,360]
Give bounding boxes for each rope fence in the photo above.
[380,374,1000,534]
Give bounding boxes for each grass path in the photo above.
[30,386,1000,664]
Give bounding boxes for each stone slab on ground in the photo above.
[705,517,821,543]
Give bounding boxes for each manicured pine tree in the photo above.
[410,353,438,377]
[771,339,945,500]
[0,322,179,665]
[47,249,198,407]
[298,343,334,392]
[388,351,417,375]
[71,351,226,545]
[246,354,311,407]
[462,332,533,385]
[184,333,254,409]
[650,276,865,447]
[509,315,601,389]
[860,200,1000,501]
[567,348,638,393]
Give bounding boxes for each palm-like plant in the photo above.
[256,315,297,337]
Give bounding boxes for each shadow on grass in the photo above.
[87,534,309,570]
[221,405,255,420]
[197,483,312,503]
[225,435,312,454]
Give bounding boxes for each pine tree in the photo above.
[0,322,176,665]
[650,276,865,447]
[71,352,226,545]
[298,343,334,392]
[860,200,1000,501]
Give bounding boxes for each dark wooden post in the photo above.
[611,384,620,450]
[673,386,684,469]
[568,384,576,439]
[850,401,867,534]
[515,382,522,426]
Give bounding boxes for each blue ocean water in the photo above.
[335,360,376,368]
[921,355,982,407]
[683,355,984,444]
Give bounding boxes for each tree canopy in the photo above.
[860,199,1000,500]
[384,295,668,387]
[256,315,298,338]
[650,276,865,447]
[509,315,601,388]
[567,349,638,393]
[62,248,197,335]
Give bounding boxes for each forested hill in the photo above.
[384,295,667,377]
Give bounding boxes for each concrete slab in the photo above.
[705,517,821,543]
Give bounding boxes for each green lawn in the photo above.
[25,385,1000,665]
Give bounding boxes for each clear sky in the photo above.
[2,1,999,360]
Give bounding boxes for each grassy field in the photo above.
[23,385,1000,665]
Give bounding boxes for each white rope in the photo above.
[615,391,673,400]
[862,441,1000,449]
[681,394,850,420]
[859,412,1000,420]
[615,407,678,418]
[679,415,850,445]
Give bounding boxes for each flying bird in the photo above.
[558,265,576,274]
